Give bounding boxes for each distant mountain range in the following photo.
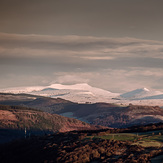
[1,83,163,106]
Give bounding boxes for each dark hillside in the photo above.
[0,104,101,144]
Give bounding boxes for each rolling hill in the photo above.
[0,104,101,144]
[0,93,163,128]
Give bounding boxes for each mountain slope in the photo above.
[57,103,163,128]
[0,104,101,144]
[115,88,163,106]
[0,104,97,132]
[136,94,163,100]
[0,93,76,114]
[120,88,163,99]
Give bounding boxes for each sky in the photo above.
[0,0,163,93]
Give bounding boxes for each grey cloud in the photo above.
[0,0,163,41]
[1,33,163,72]
[1,33,163,91]
[1,33,163,60]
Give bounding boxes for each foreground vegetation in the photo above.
[0,123,163,162]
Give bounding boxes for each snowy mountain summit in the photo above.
[120,88,163,100]
[120,88,150,99]
[116,88,163,106]
[0,83,119,103]
[31,83,119,103]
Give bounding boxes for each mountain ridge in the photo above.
[1,84,163,106]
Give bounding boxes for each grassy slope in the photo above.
[92,132,163,147]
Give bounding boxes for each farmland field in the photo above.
[91,131,163,147]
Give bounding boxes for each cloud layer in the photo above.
[0,33,163,92]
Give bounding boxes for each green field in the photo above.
[95,133,137,141]
[90,131,163,147]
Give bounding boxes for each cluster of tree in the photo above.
[0,104,40,112]
[128,122,163,132]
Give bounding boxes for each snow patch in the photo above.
[143,88,150,92]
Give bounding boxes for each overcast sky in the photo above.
[0,0,163,92]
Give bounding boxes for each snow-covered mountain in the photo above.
[1,84,163,105]
[119,88,163,100]
[0,83,119,103]
[116,88,163,106]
